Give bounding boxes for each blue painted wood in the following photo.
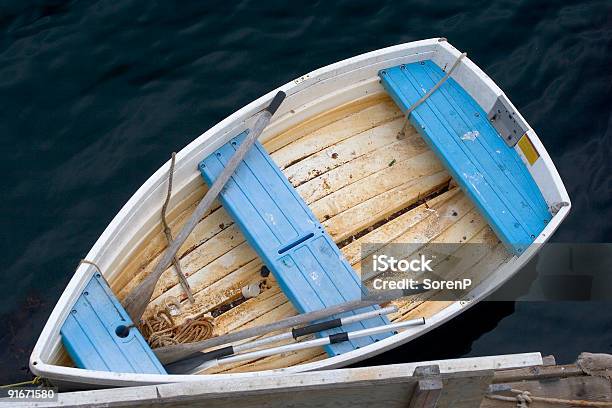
[61,273,167,374]
[199,133,391,356]
[379,60,550,254]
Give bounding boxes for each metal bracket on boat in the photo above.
[488,95,529,147]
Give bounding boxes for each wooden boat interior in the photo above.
[51,92,513,374]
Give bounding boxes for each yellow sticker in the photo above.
[518,134,539,165]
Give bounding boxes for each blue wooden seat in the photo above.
[379,60,550,254]
[199,133,390,356]
[61,273,167,374]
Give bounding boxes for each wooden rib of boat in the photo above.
[30,38,570,388]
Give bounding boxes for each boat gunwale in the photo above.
[29,38,571,388]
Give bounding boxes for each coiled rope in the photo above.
[140,309,215,349]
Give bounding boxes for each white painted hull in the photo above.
[30,38,570,388]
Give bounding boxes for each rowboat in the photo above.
[30,38,570,388]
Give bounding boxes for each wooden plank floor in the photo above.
[107,93,511,374]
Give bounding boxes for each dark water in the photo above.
[1,1,610,384]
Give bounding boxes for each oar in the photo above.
[166,305,397,374]
[123,91,287,322]
[155,288,427,365]
[170,317,426,374]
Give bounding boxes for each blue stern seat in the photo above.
[379,60,550,254]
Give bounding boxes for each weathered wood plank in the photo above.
[409,365,443,408]
[16,354,543,408]
[309,150,446,221]
[408,379,443,408]
[264,93,392,154]
[356,205,487,280]
[492,363,585,383]
[392,242,508,321]
[270,98,402,168]
[340,189,461,266]
[437,370,493,408]
[283,116,407,187]
[149,259,263,324]
[149,226,254,300]
[325,171,450,242]
[295,133,428,204]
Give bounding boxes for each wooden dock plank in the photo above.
[408,379,443,408]
[438,371,493,408]
[482,377,612,408]
[12,354,547,408]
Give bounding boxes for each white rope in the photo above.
[485,388,612,407]
[516,390,532,408]
[399,52,467,136]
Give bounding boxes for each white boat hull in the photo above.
[30,38,570,388]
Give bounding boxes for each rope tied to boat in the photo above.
[0,376,44,389]
[140,308,215,349]
[161,152,194,303]
[399,52,467,137]
[516,390,532,408]
[78,259,104,275]
[486,388,612,407]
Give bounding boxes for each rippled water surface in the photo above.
[0,0,610,384]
